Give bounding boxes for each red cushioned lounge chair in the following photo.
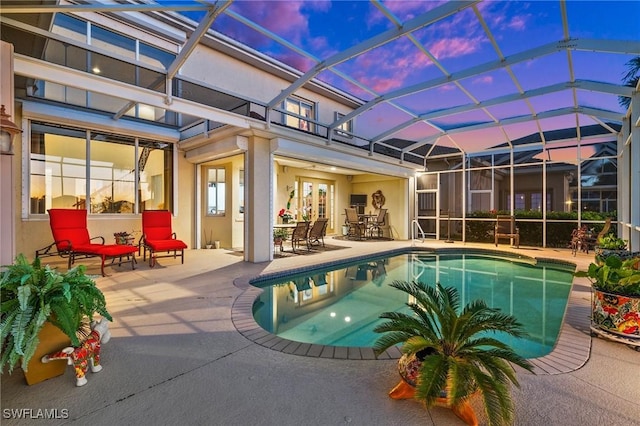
[35,209,137,276]
[140,210,187,267]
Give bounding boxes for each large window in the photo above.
[89,133,136,213]
[207,167,226,216]
[29,122,173,214]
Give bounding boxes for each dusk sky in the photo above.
[177,1,640,153]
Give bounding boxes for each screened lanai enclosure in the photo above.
[1,0,638,259]
[415,124,620,247]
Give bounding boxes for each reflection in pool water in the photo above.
[252,251,575,358]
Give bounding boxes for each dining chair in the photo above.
[308,218,329,247]
[345,208,365,240]
[290,221,311,253]
[367,208,387,239]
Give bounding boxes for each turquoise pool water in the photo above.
[252,251,575,358]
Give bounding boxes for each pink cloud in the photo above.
[308,36,330,53]
[272,51,315,72]
[347,38,437,93]
[419,6,479,38]
[428,37,481,60]
[479,1,530,32]
[507,16,527,31]
[473,75,493,85]
[230,1,310,45]
[382,0,443,20]
[438,84,457,92]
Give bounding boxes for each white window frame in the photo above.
[283,96,315,133]
[334,112,353,138]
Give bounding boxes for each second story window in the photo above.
[334,112,353,137]
[284,97,315,132]
[207,167,226,215]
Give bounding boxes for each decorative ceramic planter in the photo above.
[115,236,134,245]
[24,322,71,385]
[389,352,478,426]
[594,248,631,265]
[592,289,640,340]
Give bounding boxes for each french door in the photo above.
[300,178,335,234]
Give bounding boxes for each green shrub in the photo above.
[1,254,112,373]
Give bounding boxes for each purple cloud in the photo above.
[378,1,444,22]
[229,1,310,46]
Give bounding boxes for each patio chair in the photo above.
[494,215,519,248]
[345,208,365,240]
[367,208,387,239]
[290,221,311,253]
[140,210,188,267]
[308,218,329,247]
[35,209,137,276]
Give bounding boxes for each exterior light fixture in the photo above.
[0,105,22,155]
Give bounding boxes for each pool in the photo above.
[251,250,575,358]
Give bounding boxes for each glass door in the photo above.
[300,178,335,234]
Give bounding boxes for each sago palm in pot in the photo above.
[373,281,534,426]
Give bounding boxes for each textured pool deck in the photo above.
[2,239,639,426]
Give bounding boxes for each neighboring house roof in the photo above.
[495,123,622,148]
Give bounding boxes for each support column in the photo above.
[630,92,640,251]
[0,41,16,267]
[618,117,629,243]
[245,135,273,262]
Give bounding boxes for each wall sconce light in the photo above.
[0,105,22,155]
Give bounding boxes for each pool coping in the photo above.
[231,247,592,375]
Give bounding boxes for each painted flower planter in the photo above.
[594,248,632,265]
[592,289,640,339]
[389,352,478,426]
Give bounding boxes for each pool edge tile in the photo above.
[230,246,592,374]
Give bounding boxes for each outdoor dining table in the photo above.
[273,223,298,229]
[359,214,378,239]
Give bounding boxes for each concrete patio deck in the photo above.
[2,238,639,425]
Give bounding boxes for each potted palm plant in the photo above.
[575,254,640,344]
[373,281,534,426]
[273,228,289,251]
[1,254,112,384]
